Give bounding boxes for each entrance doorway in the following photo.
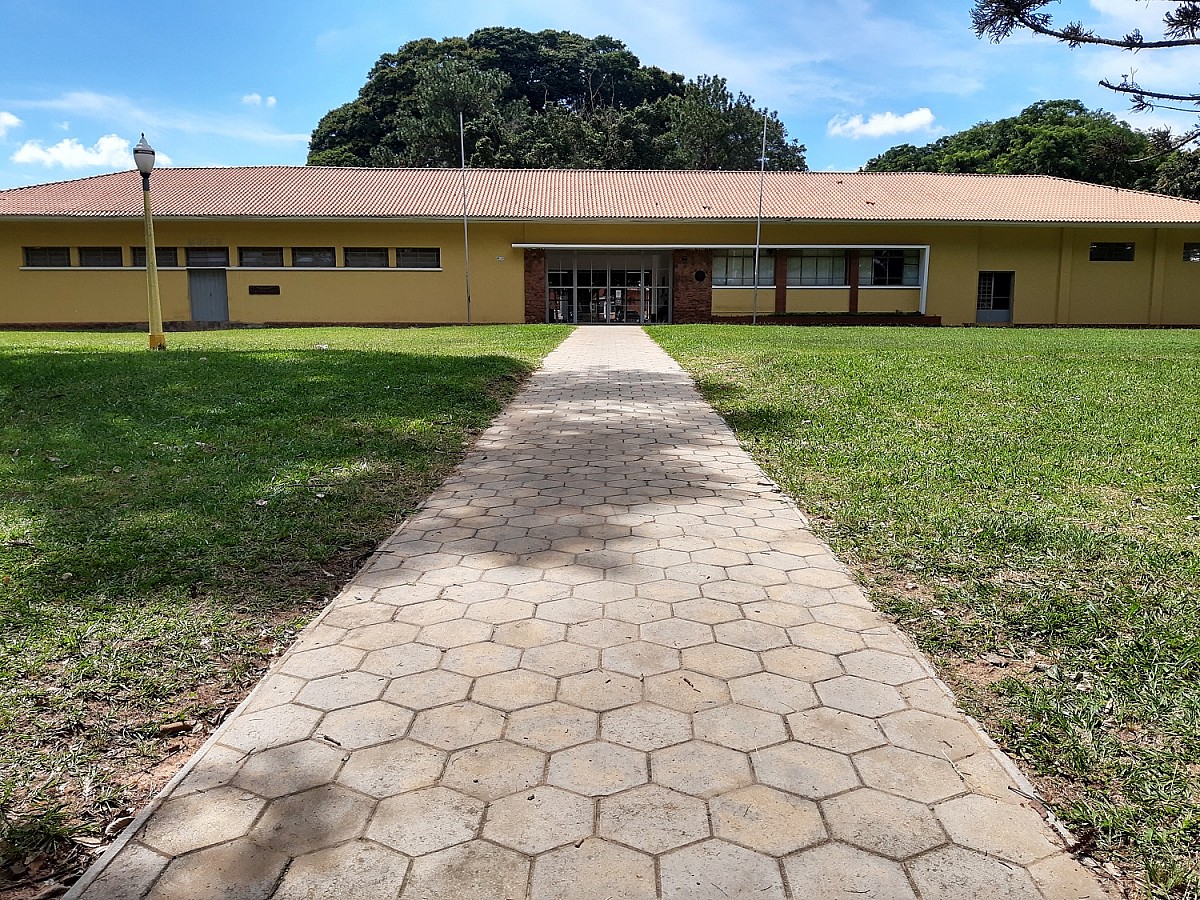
[977,271,1014,324]
[547,251,671,324]
[188,269,229,322]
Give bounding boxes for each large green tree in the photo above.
[863,100,1163,190]
[307,28,806,171]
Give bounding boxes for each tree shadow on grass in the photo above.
[0,347,535,626]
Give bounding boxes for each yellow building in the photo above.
[2,167,1199,327]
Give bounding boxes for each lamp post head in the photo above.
[133,134,156,176]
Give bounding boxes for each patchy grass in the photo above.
[0,325,570,892]
[649,325,1200,899]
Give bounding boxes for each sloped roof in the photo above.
[2,167,1200,225]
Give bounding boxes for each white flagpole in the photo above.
[752,114,768,326]
[460,112,473,325]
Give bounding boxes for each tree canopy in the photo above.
[307,28,807,171]
[971,0,1200,135]
[862,99,1200,198]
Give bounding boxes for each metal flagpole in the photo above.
[752,114,768,326]
[460,111,473,325]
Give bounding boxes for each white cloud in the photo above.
[56,121,70,131]
[242,93,277,107]
[12,91,305,145]
[0,111,21,139]
[827,107,938,139]
[1088,0,1165,32]
[10,133,173,169]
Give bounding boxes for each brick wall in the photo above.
[523,249,546,323]
[672,249,713,324]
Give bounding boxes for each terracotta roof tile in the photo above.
[2,167,1199,224]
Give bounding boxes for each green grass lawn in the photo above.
[0,325,570,887]
[649,325,1200,899]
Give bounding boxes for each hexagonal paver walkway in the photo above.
[68,326,1111,900]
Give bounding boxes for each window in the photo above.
[1183,243,1200,262]
[78,247,123,267]
[185,247,230,267]
[712,249,774,286]
[788,249,847,286]
[248,285,281,295]
[344,247,388,268]
[132,247,179,267]
[1089,242,1135,262]
[23,247,71,267]
[292,247,335,267]
[238,247,284,267]
[861,249,920,286]
[395,247,440,268]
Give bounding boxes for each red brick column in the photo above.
[524,249,546,323]
[672,249,713,324]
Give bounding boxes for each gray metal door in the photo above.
[188,269,229,322]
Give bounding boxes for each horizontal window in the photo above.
[789,249,847,286]
[1090,242,1134,262]
[248,285,281,295]
[292,247,336,267]
[396,247,440,268]
[1183,243,1200,263]
[713,249,773,287]
[185,247,230,268]
[79,246,122,267]
[132,246,179,268]
[239,247,284,267]
[344,247,389,268]
[24,247,71,267]
[861,249,920,286]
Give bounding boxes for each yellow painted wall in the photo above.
[1157,229,1200,325]
[786,289,850,313]
[977,227,1060,324]
[711,287,775,314]
[1064,229,1156,324]
[4,217,1200,326]
[858,288,921,314]
[0,219,525,325]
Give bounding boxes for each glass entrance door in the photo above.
[545,251,672,324]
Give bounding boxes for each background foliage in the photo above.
[307,28,807,171]
[864,99,1200,198]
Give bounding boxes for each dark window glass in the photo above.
[185,247,230,267]
[238,247,284,267]
[1089,242,1135,262]
[132,247,179,267]
[977,272,1015,311]
[248,285,281,295]
[78,247,123,267]
[1183,243,1200,262]
[24,247,71,267]
[344,247,388,268]
[292,247,335,267]
[395,247,440,268]
[862,249,920,286]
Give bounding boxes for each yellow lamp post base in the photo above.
[149,332,167,350]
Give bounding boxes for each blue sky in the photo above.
[1,0,1197,189]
